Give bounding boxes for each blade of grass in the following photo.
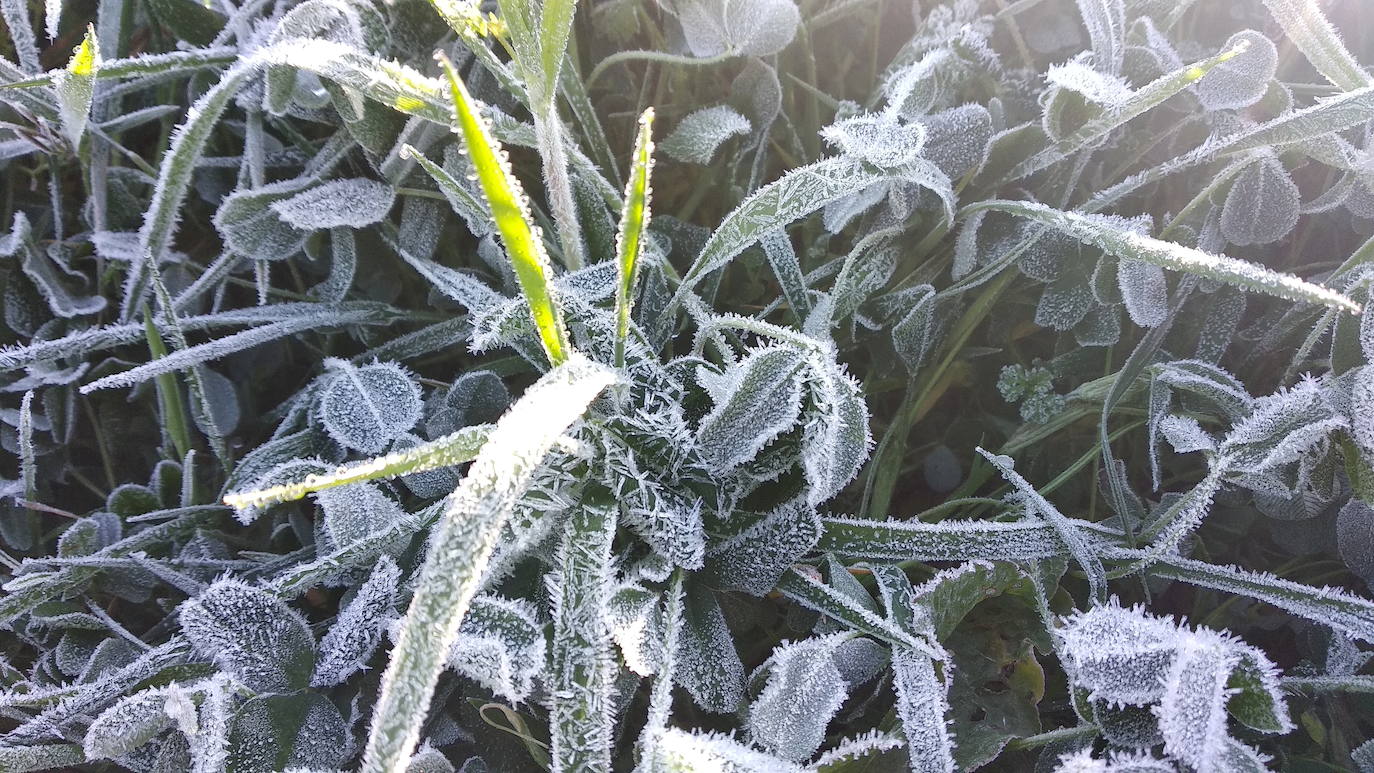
[968,199,1362,314]
[439,53,572,366]
[615,107,654,368]
[360,357,614,773]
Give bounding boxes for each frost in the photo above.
[1058,603,1185,704]
[1220,157,1300,246]
[1047,58,1134,107]
[270,178,396,230]
[640,728,803,772]
[447,595,546,703]
[1058,601,1290,772]
[1035,275,1094,331]
[407,744,456,773]
[227,692,348,772]
[800,355,872,506]
[84,686,177,760]
[671,0,801,58]
[920,104,993,180]
[1352,365,1374,458]
[892,649,956,773]
[660,105,751,165]
[312,556,400,687]
[678,582,746,713]
[1117,259,1168,327]
[1155,632,1250,773]
[695,346,805,473]
[319,359,423,454]
[315,482,408,548]
[821,115,927,169]
[1075,0,1126,73]
[1197,30,1279,111]
[747,634,850,761]
[707,499,821,595]
[179,578,317,693]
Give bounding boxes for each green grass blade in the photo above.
[615,107,655,368]
[223,424,493,511]
[971,199,1362,314]
[1261,0,1373,91]
[360,357,614,772]
[143,309,193,461]
[439,53,572,366]
[536,0,577,105]
[1004,39,1249,183]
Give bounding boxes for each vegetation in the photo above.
[2,0,1374,770]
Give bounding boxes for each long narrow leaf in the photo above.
[1261,0,1372,91]
[439,53,572,366]
[360,357,613,772]
[972,199,1361,313]
[549,502,617,771]
[615,107,655,367]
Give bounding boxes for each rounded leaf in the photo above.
[319,360,423,453]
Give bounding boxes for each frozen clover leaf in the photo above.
[319,359,424,454]
[445,595,546,703]
[1220,156,1300,247]
[1196,30,1278,111]
[271,178,396,230]
[661,105,751,165]
[821,115,928,169]
[180,578,317,693]
[84,685,182,760]
[671,0,801,58]
[642,728,803,772]
[747,633,851,761]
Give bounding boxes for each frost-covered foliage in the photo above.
[3,0,1374,770]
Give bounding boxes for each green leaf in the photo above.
[225,424,492,513]
[439,54,572,366]
[615,108,655,368]
[360,357,613,772]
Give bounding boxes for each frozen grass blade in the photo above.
[615,107,655,368]
[439,53,572,366]
[360,357,613,773]
[1261,0,1373,91]
[1005,40,1250,183]
[549,501,617,771]
[972,199,1362,314]
[223,424,492,511]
